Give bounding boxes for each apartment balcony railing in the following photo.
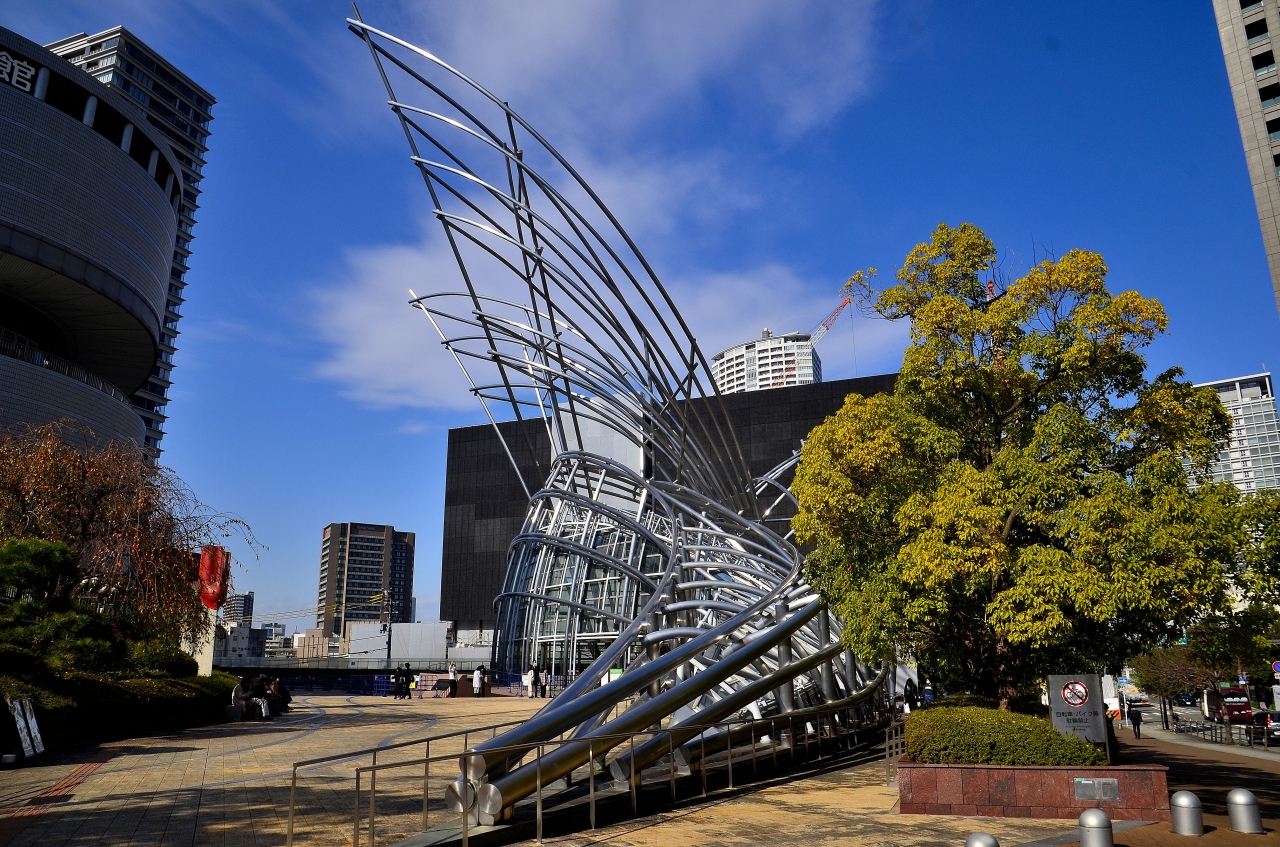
[0,334,126,403]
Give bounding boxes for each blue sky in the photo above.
[8,2,1278,631]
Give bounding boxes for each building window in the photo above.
[1242,0,1265,12]
[1248,18,1270,43]
[1256,50,1277,76]
[1269,117,1280,143]
[1261,82,1280,109]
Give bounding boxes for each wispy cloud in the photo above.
[309,0,900,411]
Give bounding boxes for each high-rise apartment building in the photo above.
[47,28,215,456]
[1196,372,1280,492]
[316,523,415,636]
[223,591,254,628]
[0,26,182,449]
[711,329,822,394]
[1213,0,1280,316]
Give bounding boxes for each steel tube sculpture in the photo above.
[349,12,887,827]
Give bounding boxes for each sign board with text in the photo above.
[1048,674,1106,743]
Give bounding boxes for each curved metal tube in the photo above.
[349,16,891,829]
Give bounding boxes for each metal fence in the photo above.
[286,698,890,847]
[1174,719,1274,749]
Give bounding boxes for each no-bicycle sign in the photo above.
[1048,674,1106,744]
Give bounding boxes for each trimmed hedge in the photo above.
[905,706,1107,766]
[0,671,238,752]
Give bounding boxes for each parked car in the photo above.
[1173,693,1195,708]
[1244,710,1280,744]
[1201,687,1254,724]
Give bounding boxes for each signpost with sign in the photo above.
[1048,674,1107,744]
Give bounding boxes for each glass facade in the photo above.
[1197,372,1280,492]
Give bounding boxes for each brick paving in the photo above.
[0,692,546,847]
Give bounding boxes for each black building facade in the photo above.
[439,373,896,632]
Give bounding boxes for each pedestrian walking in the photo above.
[530,661,541,698]
[473,666,483,697]
[1127,702,1143,739]
[539,667,549,698]
[448,662,458,698]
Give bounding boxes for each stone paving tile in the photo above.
[531,758,1074,847]
[0,692,546,847]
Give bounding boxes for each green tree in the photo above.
[794,223,1242,708]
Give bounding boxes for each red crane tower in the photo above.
[769,297,852,388]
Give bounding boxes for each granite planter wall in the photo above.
[898,762,1170,821]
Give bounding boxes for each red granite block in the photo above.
[1040,771,1072,807]
[1030,806,1057,818]
[961,769,990,805]
[1005,806,1032,818]
[1058,807,1083,819]
[1013,770,1042,807]
[925,803,951,815]
[953,804,978,816]
[899,802,926,815]
[976,805,1005,817]
[1121,770,1152,806]
[989,769,1017,805]
[911,767,937,803]
[936,767,963,804]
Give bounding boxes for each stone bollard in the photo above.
[964,834,999,847]
[1227,788,1264,834]
[1079,808,1114,847]
[1170,790,1203,837]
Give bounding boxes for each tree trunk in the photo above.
[994,634,1019,710]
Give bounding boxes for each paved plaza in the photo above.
[0,692,546,847]
[3,693,1279,847]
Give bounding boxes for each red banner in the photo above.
[198,546,229,610]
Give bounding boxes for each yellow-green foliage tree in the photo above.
[793,223,1247,708]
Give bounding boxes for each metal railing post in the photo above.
[630,734,637,815]
[700,731,707,797]
[589,740,596,830]
[725,723,733,789]
[750,717,757,779]
[422,740,430,830]
[353,769,361,847]
[461,779,469,847]
[771,718,778,769]
[536,743,543,846]
[287,766,297,847]
[817,716,822,759]
[369,750,377,846]
[668,731,676,803]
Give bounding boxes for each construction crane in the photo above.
[769,297,852,388]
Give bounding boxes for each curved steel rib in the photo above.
[348,13,888,827]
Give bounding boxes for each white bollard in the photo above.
[964,834,999,847]
[1227,788,1264,834]
[1169,790,1203,837]
[1079,808,1113,847]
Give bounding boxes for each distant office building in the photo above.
[213,624,264,659]
[47,28,215,456]
[316,523,415,636]
[1212,0,1280,317]
[0,26,186,448]
[711,329,822,394]
[1196,372,1280,491]
[262,621,283,639]
[224,591,253,628]
[440,374,896,639]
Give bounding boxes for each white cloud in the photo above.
[312,0,893,410]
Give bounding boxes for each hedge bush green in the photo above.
[0,671,238,752]
[905,706,1107,766]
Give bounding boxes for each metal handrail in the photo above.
[286,717,528,846]
[339,700,888,847]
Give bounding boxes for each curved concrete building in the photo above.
[0,25,181,448]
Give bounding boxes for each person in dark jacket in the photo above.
[1127,702,1144,738]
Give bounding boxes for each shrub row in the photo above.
[0,671,238,753]
[905,706,1106,766]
